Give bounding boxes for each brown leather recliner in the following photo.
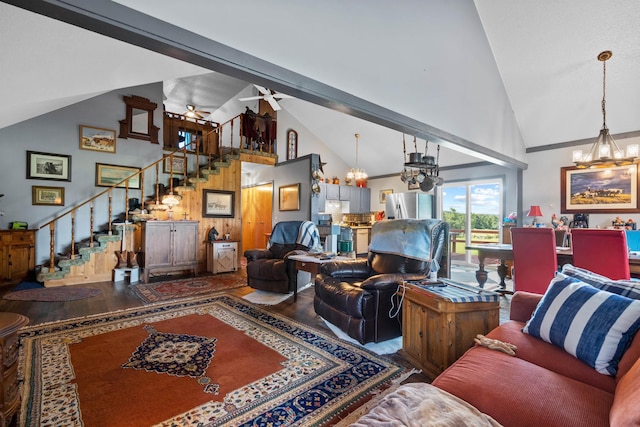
[314,219,450,344]
[244,221,320,294]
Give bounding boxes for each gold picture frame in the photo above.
[95,163,141,189]
[379,189,393,203]
[79,125,116,153]
[279,183,300,211]
[32,185,65,206]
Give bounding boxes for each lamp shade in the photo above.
[527,205,543,217]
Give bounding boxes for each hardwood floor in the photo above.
[0,271,431,384]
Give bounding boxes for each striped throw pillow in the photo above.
[523,273,640,375]
[561,264,640,300]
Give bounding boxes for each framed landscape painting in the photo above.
[202,189,234,218]
[95,163,141,189]
[561,164,640,213]
[32,185,65,206]
[79,125,116,153]
[279,183,300,211]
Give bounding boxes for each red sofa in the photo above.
[431,291,640,427]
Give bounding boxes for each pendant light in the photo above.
[346,133,367,187]
[573,51,638,168]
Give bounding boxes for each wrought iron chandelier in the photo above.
[400,135,443,192]
[573,51,638,169]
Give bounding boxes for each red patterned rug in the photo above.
[3,287,102,301]
[131,273,247,303]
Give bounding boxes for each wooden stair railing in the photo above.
[38,152,183,274]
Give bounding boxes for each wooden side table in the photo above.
[0,313,29,426]
[400,280,499,380]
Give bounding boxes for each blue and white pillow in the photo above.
[561,264,640,300]
[523,273,640,375]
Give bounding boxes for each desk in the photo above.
[467,243,640,292]
[288,254,352,301]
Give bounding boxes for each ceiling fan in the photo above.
[239,84,293,111]
[182,104,210,119]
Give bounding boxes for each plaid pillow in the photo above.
[561,264,640,300]
[523,273,640,375]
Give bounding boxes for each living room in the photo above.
[2,1,640,426]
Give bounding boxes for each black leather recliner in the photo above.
[314,219,450,344]
[244,221,320,294]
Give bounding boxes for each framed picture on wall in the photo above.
[26,151,72,181]
[279,183,300,211]
[163,155,186,174]
[32,185,65,206]
[202,189,235,218]
[79,125,116,153]
[379,189,393,203]
[95,163,141,189]
[560,164,640,213]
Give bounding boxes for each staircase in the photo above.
[36,147,272,287]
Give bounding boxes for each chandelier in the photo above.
[400,135,443,192]
[573,51,638,169]
[346,133,367,187]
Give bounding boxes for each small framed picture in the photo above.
[32,185,65,206]
[202,189,235,218]
[163,155,186,174]
[79,125,116,153]
[379,189,393,203]
[26,151,72,181]
[95,163,141,189]
[279,183,300,211]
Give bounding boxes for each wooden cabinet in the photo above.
[400,283,499,379]
[140,221,198,282]
[0,313,29,426]
[350,187,371,213]
[0,230,36,283]
[317,184,371,214]
[207,241,238,274]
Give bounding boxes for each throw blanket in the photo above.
[349,383,502,427]
[267,221,320,249]
[369,219,440,262]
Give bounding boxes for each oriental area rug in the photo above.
[130,273,247,304]
[19,295,404,426]
[3,286,102,302]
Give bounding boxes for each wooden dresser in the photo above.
[0,230,36,284]
[0,313,29,426]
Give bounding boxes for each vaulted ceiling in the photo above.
[2,1,639,176]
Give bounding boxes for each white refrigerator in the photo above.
[385,192,434,219]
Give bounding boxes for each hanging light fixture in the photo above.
[346,133,368,187]
[162,153,181,219]
[573,51,638,169]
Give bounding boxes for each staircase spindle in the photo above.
[70,210,75,260]
[125,180,129,223]
[89,202,94,248]
[48,223,55,273]
[108,189,113,235]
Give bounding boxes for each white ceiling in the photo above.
[2,1,639,176]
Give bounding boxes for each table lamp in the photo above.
[527,205,543,226]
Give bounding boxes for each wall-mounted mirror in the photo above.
[119,95,160,144]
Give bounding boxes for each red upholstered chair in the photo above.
[570,228,630,280]
[511,227,558,294]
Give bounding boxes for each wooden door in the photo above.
[242,183,273,253]
[142,222,172,268]
[172,221,198,267]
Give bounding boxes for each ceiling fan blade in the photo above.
[266,97,282,111]
[238,96,263,101]
[253,84,270,95]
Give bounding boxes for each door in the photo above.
[172,221,198,266]
[440,179,503,265]
[241,183,273,252]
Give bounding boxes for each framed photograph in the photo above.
[279,183,300,211]
[561,164,640,213]
[79,125,116,153]
[95,163,141,189]
[163,155,186,174]
[202,189,235,218]
[379,189,393,203]
[26,151,71,181]
[408,180,420,190]
[32,185,65,206]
